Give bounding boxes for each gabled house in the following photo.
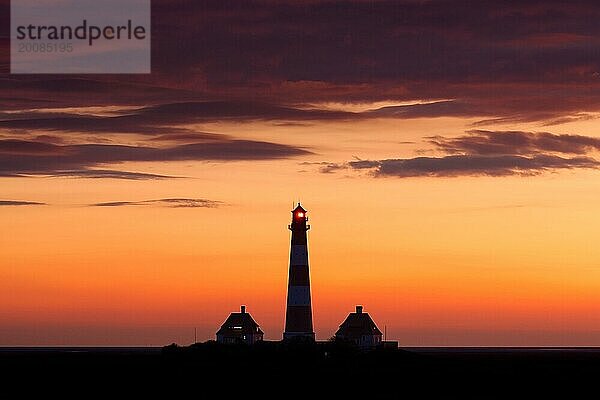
[216,305,264,345]
[335,305,383,349]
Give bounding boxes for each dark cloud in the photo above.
[148,132,228,142]
[0,101,354,136]
[142,0,600,122]
[3,1,600,123]
[0,200,45,206]
[0,138,311,178]
[33,135,66,144]
[137,101,352,122]
[148,0,600,83]
[367,101,477,119]
[317,130,600,177]
[347,154,600,177]
[0,77,200,111]
[90,198,223,208]
[0,114,182,135]
[430,130,600,155]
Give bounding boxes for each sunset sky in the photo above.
[2,0,600,346]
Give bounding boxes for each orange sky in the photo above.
[5,0,600,346]
[2,115,600,346]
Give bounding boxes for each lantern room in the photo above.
[289,203,310,231]
[292,203,307,220]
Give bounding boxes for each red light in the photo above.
[297,212,304,218]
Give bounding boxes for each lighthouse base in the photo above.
[283,332,315,341]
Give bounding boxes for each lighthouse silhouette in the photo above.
[283,203,315,340]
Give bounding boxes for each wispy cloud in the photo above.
[299,161,348,174]
[90,198,224,208]
[49,170,176,180]
[0,200,45,206]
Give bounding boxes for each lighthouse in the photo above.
[283,203,315,340]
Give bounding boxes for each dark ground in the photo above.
[2,342,599,398]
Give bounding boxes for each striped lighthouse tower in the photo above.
[283,203,315,340]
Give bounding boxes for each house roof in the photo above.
[216,311,264,336]
[335,310,383,337]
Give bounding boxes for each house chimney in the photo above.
[241,305,246,314]
[356,305,363,314]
